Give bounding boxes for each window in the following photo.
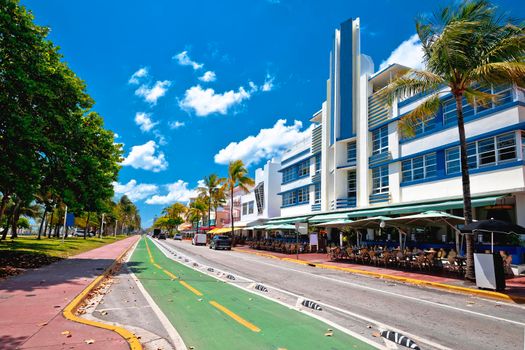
[347,171,357,198]
[347,142,357,164]
[372,126,388,155]
[446,132,517,174]
[443,85,513,125]
[522,131,525,160]
[282,167,294,183]
[372,166,389,194]
[282,191,296,206]
[413,116,436,135]
[248,201,254,214]
[297,187,309,204]
[314,183,321,204]
[298,159,310,177]
[242,203,248,216]
[402,153,437,183]
[315,155,321,173]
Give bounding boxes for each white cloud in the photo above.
[135,80,171,104]
[198,70,216,82]
[173,51,203,70]
[168,120,185,129]
[128,67,148,84]
[113,179,159,201]
[121,140,168,172]
[114,133,120,139]
[261,73,275,91]
[134,112,158,132]
[380,34,425,71]
[214,119,314,166]
[145,180,198,205]
[179,85,251,116]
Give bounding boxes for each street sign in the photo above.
[66,213,75,227]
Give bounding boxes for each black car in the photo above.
[152,228,161,238]
[210,235,232,250]
[158,232,167,240]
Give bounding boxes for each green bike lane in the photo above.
[129,237,378,350]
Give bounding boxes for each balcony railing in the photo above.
[311,203,321,212]
[330,197,357,210]
[369,151,392,167]
[369,192,390,204]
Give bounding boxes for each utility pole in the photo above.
[100,213,105,238]
[114,219,118,238]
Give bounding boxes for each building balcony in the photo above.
[330,197,357,210]
[369,192,390,204]
[369,151,392,167]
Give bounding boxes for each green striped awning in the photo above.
[265,216,311,225]
[346,195,503,218]
[308,212,350,223]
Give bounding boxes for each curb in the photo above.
[62,236,142,350]
[234,248,525,304]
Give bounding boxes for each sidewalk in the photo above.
[0,235,140,350]
[234,245,525,303]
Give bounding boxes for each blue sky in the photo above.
[22,0,524,227]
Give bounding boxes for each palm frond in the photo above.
[398,93,441,138]
[463,87,497,109]
[378,70,444,106]
[470,61,525,87]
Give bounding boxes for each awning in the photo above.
[345,216,392,229]
[265,216,311,225]
[386,211,465,226]
[346,195,503,218]
[314,219,354,227]
[224,221,249,228]
[265,224,296,230]
[308,212,349,223]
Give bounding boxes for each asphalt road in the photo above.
[131,237,377,350]
[160,239,525,350]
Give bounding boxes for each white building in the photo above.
[249,17,525,262]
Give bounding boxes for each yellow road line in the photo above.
[163,269,178,279]
[209,300,261,333]
[179,280,203,296]
[153,263,162,269]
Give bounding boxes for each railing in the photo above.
[311,172,321,183]
[311,203,321,212]
[369,152,392,167]
[330,197,357,210]
[311,125,322,154]
[369,192,390,204]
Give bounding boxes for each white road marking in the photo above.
[158,242,452,350]
[127,240,188,350]
[223,250,525,327]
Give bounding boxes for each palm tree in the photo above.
[226,160,254,237]
[186,198,207,235]
[197,174,225,228]
[381,0,525,279]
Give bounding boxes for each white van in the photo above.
[192,233,207,246]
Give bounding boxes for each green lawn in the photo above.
[0,235,128,278]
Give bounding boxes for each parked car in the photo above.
[210,235,232,250]
[192,233,207,246]
[174,233,182,240]
[73,229,94,237]
[158,232,167,240]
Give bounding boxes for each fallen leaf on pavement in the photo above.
[84,339,95,344]
[372,332,380,337]
[61,331,70,335]
[324,332,333,337]
[37,322,47,327]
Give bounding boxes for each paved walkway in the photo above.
[234,245,525,302]
[0,236,140,350]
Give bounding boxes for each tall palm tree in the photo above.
[381,0,524,279]
[186,198,207,235]
[226,160,254,237]
[197,174,225,228]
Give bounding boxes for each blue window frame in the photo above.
[315,155,321,173]
[281,186,310,207]
[297,187,309,204]
[443,85,513,126]
[347,171,357,198]
[347,142,357,164]
[372,165,389,194]
[282,191,297,206]
[282,167,294,183]
[314,183,321,204]
[445,132,517,174]
[413,116,436,135]
[298,159,310,177]
[281,158,310,184]
[401,153,437,183]
[372,126,388,155]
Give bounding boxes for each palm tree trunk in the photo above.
[455,94,475,280]
[84,212,91,239]
[37,206,47,240]
[9,199,21,239]
[47,209,54,238]
[208,196,211,228]
[230,187,234,238]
